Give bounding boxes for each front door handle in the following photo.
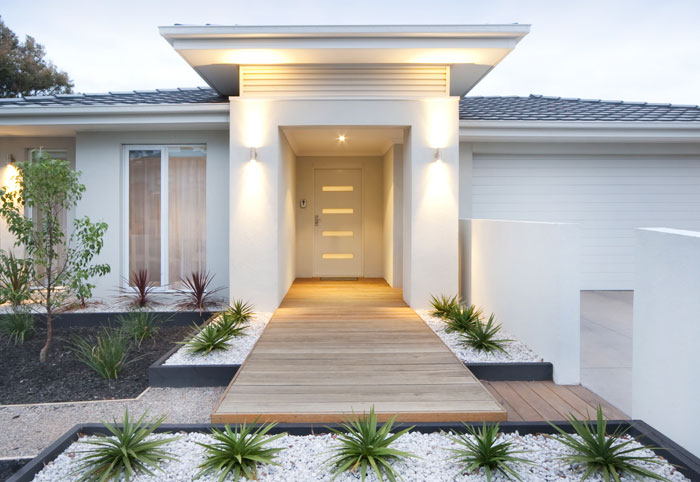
[314,215,320,227]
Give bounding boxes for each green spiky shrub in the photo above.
[185,321,233,354]
[449,422,531,481]
[119,311,162,345]
[459,314,512,353]
[429,294,460,319]
[228,299,254,322]
[215,309,249,338]
[444,304,482,333]
[195,420,284,481]
[0,310,36,344]
[70,327,133,380]
[325,406,416,482]
[74,410,178,482]
[549,405,671,481]
[0,250,32,307]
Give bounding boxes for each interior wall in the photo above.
[0,137,76,252]
[295,155,384,278]
[382,144,404,288]
[278,131,297,300]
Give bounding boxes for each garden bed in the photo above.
[9,421,699,482]
[416,310,544,363]
[0,323,193,405]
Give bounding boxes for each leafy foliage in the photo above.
[429,294,460,319]
[444,304,482,333]
[195,420,285,481]
[75,410,178,482]
[70,327,133,380]
[119,311,162,346]
[0,17,73,97]
[120,269,158,308]
[176,270,223,314]
[0,250,32,306]
[325,406,416,482]
[549,405,671,482]
[0,152,110,361]
[449,422,531,481]
[0,310,35,344]
[185,321,233,354]
[459,314,512,353]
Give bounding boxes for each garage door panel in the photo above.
[472,153,700,290]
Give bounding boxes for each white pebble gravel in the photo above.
[416,310,543,363]
[31,430,689,481]
[164,312,273,365]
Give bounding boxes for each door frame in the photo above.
[311,165,364,278]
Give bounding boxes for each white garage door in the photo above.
[472,153,700,290]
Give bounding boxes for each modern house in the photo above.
[1,24,699,312]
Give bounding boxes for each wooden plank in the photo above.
[482,381,523,422]
[507,382,566,421]
[485,382,541,421]
[211,278,507,423]
[528,382,585,420]
[566,385,629,420]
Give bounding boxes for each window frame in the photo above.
[121,144,206,290]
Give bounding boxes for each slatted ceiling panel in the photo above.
[240,65,449,97]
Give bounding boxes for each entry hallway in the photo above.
[212,279,507,423]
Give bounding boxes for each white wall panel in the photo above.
[472,149,700,289]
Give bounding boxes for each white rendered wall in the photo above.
[295,155,384,279]
[471,142,700,290]
[75,130,230,301]
[230,97,459,311]
[0,137,76,252]
[469,218,581,384]
[277,132,296,301]
[633,228,700,458]
[382,144,404,288]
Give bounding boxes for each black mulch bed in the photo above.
[1,459,28,482]
[0,323,193,405]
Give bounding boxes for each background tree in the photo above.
[0,152,110,362]
[0,16,73,97]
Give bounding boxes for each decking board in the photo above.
[211,278,507,423]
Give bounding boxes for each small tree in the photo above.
[0,152,110,362]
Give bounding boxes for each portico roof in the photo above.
[158,24,530,96]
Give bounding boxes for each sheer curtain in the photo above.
[168,147,206,288]
[129,150,161,285]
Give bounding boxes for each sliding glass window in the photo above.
[125,145,206,288]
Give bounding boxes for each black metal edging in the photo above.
[148,359,552,388]
[148,345,240,388]
[9,420,700,482]
[41,311,213,328]
[466,362,553,381]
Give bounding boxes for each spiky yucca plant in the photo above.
[120,269,157,308]
[119,311,162,346]
[430,294,460,319]
[74,410,178,482]
[176,270,224,314]
[549,405,671,482]
[444,304,482,333]
[325,406,416,482]
[195,420,285,481]
[216,310,249,338]
[449,422,531,481]
[228,299,254,322]
[185,322,233,354]
[459,314,512,353]
[70,327,134,380]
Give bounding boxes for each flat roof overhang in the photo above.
[159,24,530,96]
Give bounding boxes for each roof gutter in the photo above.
[459,120,700,143]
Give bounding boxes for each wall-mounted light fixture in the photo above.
[249,147,258,163]
[433,148,442,163]
[8,154,16,165]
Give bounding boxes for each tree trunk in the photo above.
[39,310,52,363]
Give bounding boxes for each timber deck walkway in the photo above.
[212,278,507,423]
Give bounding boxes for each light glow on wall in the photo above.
[423,97,453,149]
[241,99,270,150]
[2,163,20,195]
[223,49,292,65]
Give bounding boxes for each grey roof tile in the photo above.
[459,94,700,122]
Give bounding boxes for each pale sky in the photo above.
[2,0,700,104]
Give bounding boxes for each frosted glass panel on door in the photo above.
[168,146,206,288]
[129,150,161,285]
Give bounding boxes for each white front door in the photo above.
[313,168,363,277]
